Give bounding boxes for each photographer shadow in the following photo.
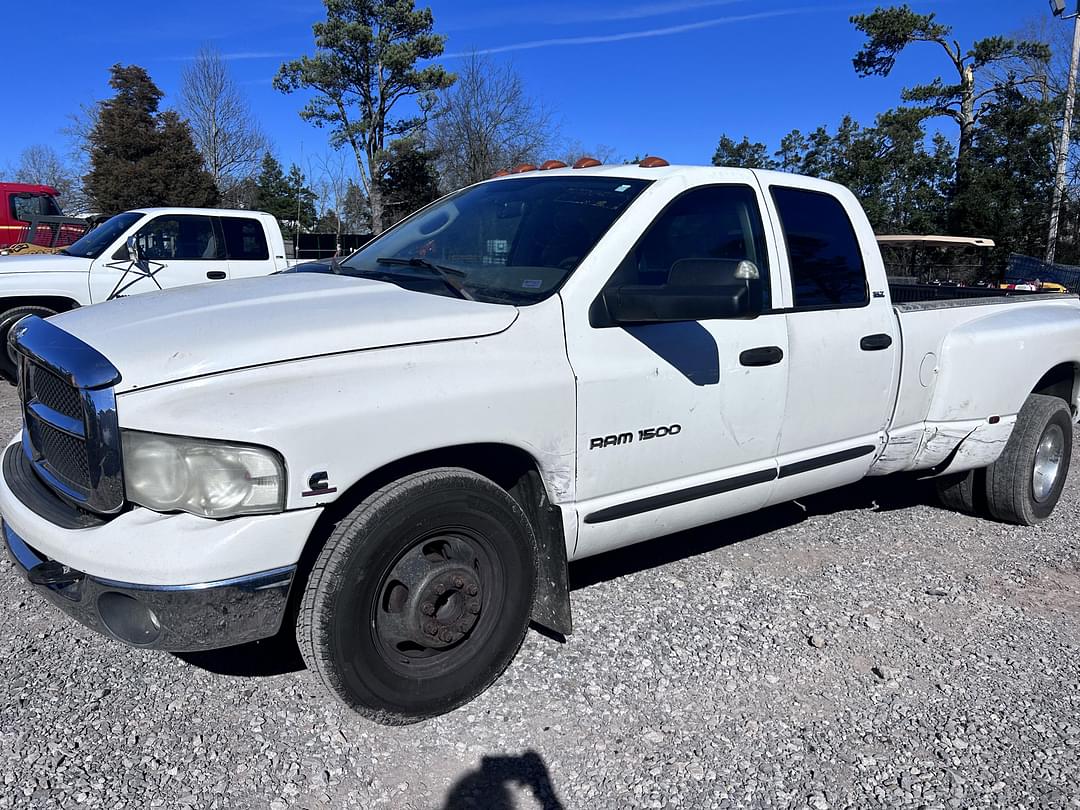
[442,750,564,810]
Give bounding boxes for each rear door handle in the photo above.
[860,333,893,351]
[739,346,784,367]
[206,270,227,280]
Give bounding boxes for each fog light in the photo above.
[98,592,161,645]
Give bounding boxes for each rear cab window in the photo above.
[221,217,270,260]
[770,186,868,310]
[11,193,61,223]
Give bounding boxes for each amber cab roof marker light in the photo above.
[490,168,511,178]
[638,156,670,168]
[540,160,569,170]
[511,163,538,174]
[573,157,603,169]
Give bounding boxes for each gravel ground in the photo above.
[1,384,1080,810]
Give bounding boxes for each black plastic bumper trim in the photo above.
[3,443,105,530]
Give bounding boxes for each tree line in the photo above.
[8,1,1080,268]
[714,5,1073,268]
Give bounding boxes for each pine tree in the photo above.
[377,138,440,230]
[84,64,218,214]
[253,153,317,240]
[275,0,454,234]
[253,153,296,222]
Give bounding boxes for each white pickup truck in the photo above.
[0,207,293,380]
[3,163,1078,724]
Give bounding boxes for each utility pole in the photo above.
[1047,1,1080,263]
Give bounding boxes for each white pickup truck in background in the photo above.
[0,207,293,379]
[3,162,1079,724]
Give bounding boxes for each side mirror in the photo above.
[126,236,143,263]
[603,283,756,325]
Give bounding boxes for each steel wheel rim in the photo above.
[370,528,502,677]
[1033,423,1066,503]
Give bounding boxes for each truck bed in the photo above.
[888,283,1073,311]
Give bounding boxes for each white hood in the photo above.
[0,253,92,273]
[50,273,519,392]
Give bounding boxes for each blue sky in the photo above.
[1,0,1054,174]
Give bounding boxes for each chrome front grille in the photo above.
[26,417,91,493]
[11,316,124,515]
[27,364,84,420]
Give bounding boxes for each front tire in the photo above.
[985,394,1073,526]
[0,305,57,382]
[296,468,536,724]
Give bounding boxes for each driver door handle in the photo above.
[206,270,227,280]
[739,346,784,367]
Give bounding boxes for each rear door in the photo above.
[88,214,229,302]
[220,215,278,278]
[760,180,899,505]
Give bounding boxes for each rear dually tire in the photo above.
[985,394,1073,526]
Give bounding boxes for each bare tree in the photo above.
[429,53,556,191]
[181,44,266,205]
[559,141,623,167]
[310,150,353,253]
[54,101,103,213]
[10,145,78,206]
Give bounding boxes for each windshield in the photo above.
[339,176,651,303]
[63,212,144,259]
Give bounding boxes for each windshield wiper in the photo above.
[375,256,474,301]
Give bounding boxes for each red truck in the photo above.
[0,183,86,251]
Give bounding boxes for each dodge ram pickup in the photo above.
[0,207,294,380]
[3,161,1079,724]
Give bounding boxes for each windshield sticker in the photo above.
[521,279,543,289]
[615,184,632,192]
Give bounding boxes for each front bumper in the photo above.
[4,520,295,651]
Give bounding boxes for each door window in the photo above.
[770,186,868,309]
[221,217,270,260]
[132,215,222,260]
[599,184,771,314]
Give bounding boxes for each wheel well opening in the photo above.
[0,297,79,316]
[1032,362,1079,415]
[286,444,572,638]
[321,444,545,524]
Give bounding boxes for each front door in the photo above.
[89,214,229,302]
[566,182,790,559]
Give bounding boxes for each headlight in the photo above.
[122,431,285,518]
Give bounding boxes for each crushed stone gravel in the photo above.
[1,385,1079,809]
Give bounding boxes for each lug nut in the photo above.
[459,622,469,633]
[439,629,453,643]
[421,602,435,616]
[425,621,438,636]
[466,584,479,596]
[453,576,465,588]
[468,601,480,614]
[435,582,446,594]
